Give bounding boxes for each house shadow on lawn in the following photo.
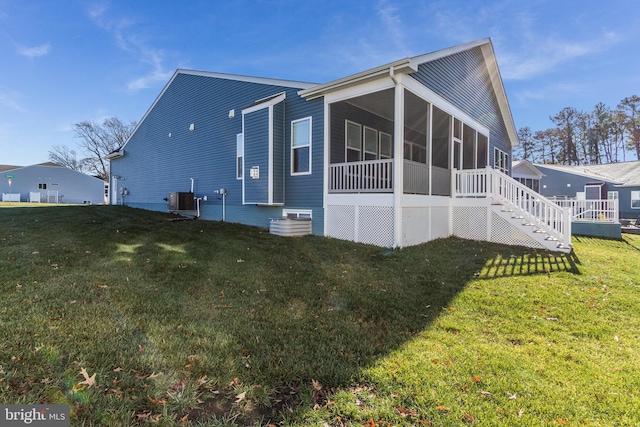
[98,211,585,425]
[19,206,583,425]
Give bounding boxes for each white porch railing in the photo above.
[329,159,393,193]
[455,167,572,247]
[403,160,429,194]
[551,198,619,222]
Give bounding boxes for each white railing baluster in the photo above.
[452,167,571,249]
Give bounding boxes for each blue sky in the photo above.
[1,0,639,166]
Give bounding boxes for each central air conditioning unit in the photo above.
[168,192,194,211]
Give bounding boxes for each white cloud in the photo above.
[0,90,25,112]
[499,31,622,80]
[17,43,51,59]
[87,2,172,91]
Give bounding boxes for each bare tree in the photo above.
[48,145,91,173]
[72,117,137,180]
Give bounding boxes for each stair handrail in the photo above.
[485,166,571,246]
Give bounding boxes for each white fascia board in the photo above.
[105,150,124,160]
[513,160,545,178]
[176,69,316,90]
[479,42,519,147]
[242,92,286,115]
[407,38,490,68]
[323,77,395,105]
[299,58,415,100]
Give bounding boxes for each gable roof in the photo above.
[513,160,545,179]
[299,38,518,146]
[535,161,640,187]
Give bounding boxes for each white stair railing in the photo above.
[455,167,572,248]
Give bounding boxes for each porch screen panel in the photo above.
[477,133,488,168]
[403,90,429,164]
[463,124,475,169]
[431,106,451,196]
[431,107,450,169]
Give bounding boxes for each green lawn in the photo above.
[1,205,639,426]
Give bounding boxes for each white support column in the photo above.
[392,75,405,247]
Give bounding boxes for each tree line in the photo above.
[514,95,640,165]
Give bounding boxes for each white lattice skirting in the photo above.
[327,203,547,250]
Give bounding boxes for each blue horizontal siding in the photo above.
[244,108,270,204]
[111,72,325,234]
[409,46,512,169]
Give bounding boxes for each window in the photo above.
[379,132,392,159]
[283,209,312,219]
[291,117,311,174]
[364,127,378,160]
[632,191,640,209]
[236,133,243,179]
[346,120,362,162]
[38,183,47,190]
[493,148,509,174]
[608,191,618,200]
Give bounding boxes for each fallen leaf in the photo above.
[397,406,417,417]
[235,391,246,403]
[148,396,167,405]
[480,391,492,396]
[448,307,457,311]
[436,406,450,412]
[557,417,570,425]
[506,392,517,400]
[113,367,123,372]
[462,412,474,423]
[178,414,189,424]
[472,375,482,383]
[312,379,323,391]
[79,367,96,388]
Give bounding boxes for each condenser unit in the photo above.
[168,192,194,211]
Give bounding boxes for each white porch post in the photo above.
[392,75,405,247]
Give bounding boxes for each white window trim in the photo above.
[291,117,312,176]
[379,131,392,159]
[282,209,312,219]
[236,133,243,180]
[631,190,640,209]
[345,120,362,161]
[607,191,618,200]
[493,147,509,174]
[364,126,378,159]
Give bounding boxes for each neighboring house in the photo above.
[0,163,106,204]
[108,38,572,252]
[536,161,640,220]
[512,160,544,192]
